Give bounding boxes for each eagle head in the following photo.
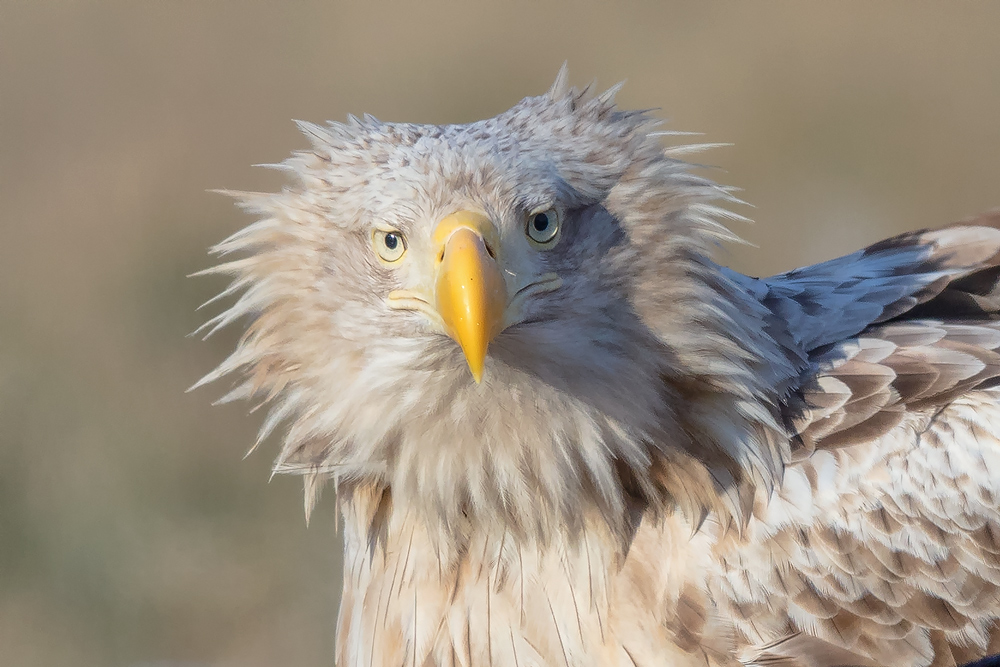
[197,69,781,545]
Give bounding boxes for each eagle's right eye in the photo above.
[373,229,407,263]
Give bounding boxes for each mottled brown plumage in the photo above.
[199,68,1000,666]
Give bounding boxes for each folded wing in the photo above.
[713,213,1000,667]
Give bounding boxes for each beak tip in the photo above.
[468,361,485,384]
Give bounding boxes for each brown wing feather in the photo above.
[715,214,1000,667]
[790,320,1000,453]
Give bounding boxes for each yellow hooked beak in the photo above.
[433,211,506,383]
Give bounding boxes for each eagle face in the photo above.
[297,98,656,390]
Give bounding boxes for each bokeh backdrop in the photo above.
[3,2,1000,666]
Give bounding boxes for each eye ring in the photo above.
[526,207,560,246]
[372,229,407,263]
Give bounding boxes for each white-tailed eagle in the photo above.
[198,69,1000,667]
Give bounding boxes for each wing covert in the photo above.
[763,211,1000,453]
[711,212,1000,667]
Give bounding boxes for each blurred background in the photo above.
[2,2,999,665]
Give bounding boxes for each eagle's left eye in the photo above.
[526,207,560,246]
[373,229,407,263]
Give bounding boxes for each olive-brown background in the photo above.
[3,2,999,665]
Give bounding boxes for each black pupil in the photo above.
[384,233,399,250]
[533,213,549,232]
